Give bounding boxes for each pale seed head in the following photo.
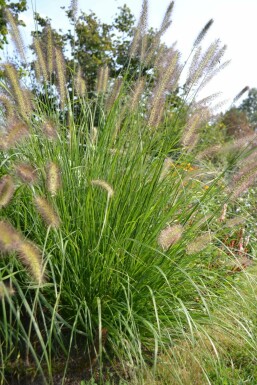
[34,196,61,228]
[0,282,15,298]
[42,119,58,140]
[17,240,44,285]
[0,175,15,208]
[0,220,22,252]
[15,163,38,184]
[46,162,61,196]
[4,121,29,149]
[5,8,26,62]
[54,47,67,109]
[91,179,114,198]
[186,233,212,255]
[158,224,183,251]
[0,94,14,120]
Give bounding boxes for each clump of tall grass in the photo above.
[0,1,256,384]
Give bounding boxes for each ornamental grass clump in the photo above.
[0,1,256,384]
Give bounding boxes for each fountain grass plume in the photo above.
[75,66,87,96]
[54,47,67,109]
[4,64,32,119]
[158,224,183,251]
[1,121,29,149]
[186,232,212,255]
[4,8,26,62]
[148,50,179,127]
[193,19,214,47]
[46,25,54,76]
[17,240,44,284]
[91,179,114,198]
[34,195,61,228]
[0,220,22,252]
[0,282,15,298]
[46,162,61,196]
[42,119,58,140]
[0,94,14,120]
[0,175,15,208]
[15,163,38,184]
[96,65,109,94]
[129,0,148,58]
[33,37,48,82]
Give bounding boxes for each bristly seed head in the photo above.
[158,224,183,251]
[3,121,29,149]
[0,282,15,298]
[17,240,44,285]
[0,175,15,208]
[15,163,38,184]
[42,119,58,140]
[46,162,61,196]
[186,233,212,254]
[54,47,67,109]
[193,19,214,47]
[0,220,22,252]
[4,8,26,62]
[0,94,14,120]
[91,179,114,198]
[34,195,61,228]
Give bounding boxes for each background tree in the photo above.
[220,107,253,139]
[238,88,257,130]
[0,0,27,51]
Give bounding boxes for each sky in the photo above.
[7,0,257,111]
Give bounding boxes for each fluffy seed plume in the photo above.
[96,65,109,94]
[42,119,58,140]
[46,162,61,196]
[4,64,31,119]
[130,77,146,111]
[193,19,214,47]
[0,282,15,298]
[5,8,26,62]
[224,217,245,228]
[181,108,209,150]
[34,196,60,228]
[148,51,179,127]
[91,179,114,198]
[90,126,98,145]
[15,163,37,184]
[219,203,227,222]
[186,233,212,255]
[159,157,174,181]
[54,47,67,109]
[75,66,87,96]
[105,78,123,111]
[3,121,29,150]
[17,240,44,284]
[0,94,14,120]
[33,37,48,82]
[0,220,22,252]
[0,175,15,208]
[233,86,249,103]
[46,25,54,76]
[231,163,257,199]
[158,224,183,251]
[130,0,148,58]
